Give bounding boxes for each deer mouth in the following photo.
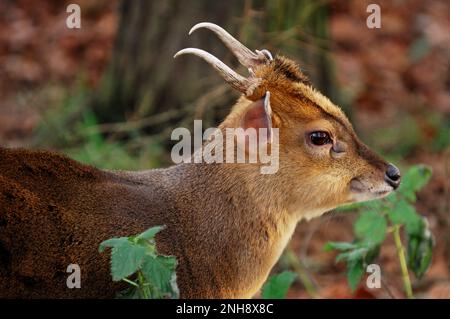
[349,178,394,202]
[373,189,392,196]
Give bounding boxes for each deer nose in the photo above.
[385,163,401,189]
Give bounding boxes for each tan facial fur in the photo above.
[225,55,398,220]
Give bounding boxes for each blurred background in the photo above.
[0,0,448,298]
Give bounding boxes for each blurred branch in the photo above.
[83,109,181,135]
[194,84,230,119]
[286,244,319,298]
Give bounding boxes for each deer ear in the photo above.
[242,91,273,143]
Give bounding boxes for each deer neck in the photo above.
[170,162,297,269]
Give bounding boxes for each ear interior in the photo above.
[242,91,273,143]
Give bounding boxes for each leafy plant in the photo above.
[325,165,433,297]
[33,80,164,171]
[262,271,297,299]
[99,225,179,299]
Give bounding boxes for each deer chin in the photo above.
[348,178,394,203]
[294,206,336,222]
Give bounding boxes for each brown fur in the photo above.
[0,55,392,298]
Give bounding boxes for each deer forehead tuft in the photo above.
[271,56,310,84]
[257,55,352,129]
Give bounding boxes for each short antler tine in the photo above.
[255,49,273,61]
[189,22,270,69]
[174,48,253,94]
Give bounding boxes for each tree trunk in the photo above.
[92,0,243,131]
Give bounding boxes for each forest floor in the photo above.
[0,0,448,298]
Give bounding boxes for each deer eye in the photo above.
[309,131,332,146]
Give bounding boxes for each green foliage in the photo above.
[64,109,163,170]
[354,211,387,245]
[347,260,365,293]
[426,112,450,152]
[262,271,297,299]
[367,110,449,159]
[33,81,163,171]
[324,240,380,292]
[408,36,430,62]
[103,238,146,281]
[325,165,433,293]
[407,217,433,279]
[397,165,433,202]
[370,114,423,158]
[99,226,179,299]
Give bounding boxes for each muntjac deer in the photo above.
[0,23,401,298]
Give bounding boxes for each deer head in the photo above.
[174,22,401,219]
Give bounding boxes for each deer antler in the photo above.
[174,22,273,96]
[174,48,258,95]
[189,22,273,69]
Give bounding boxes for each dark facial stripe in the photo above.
[356,142,387,169]
[307,100,353,134]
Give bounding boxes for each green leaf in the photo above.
[261,271,297,299]
[99,237,129,253]
[332,244,379,293]
[141,255,178,298]
[388,200,423,234]
[407,217,434,279]
[347,260,364,292]
[365,245,381,265]
[416,239,433,278]
[355,211,387,245]
[398,165,432,202]
[324,241,358,252]
[362,199,385,211]
[335,247,368,263]
[385,192,398,204]
[336,199,386,213]
[110,241,147,281]
[137,225,166,241]
[99,224,179,299]
[116,286,141,299]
